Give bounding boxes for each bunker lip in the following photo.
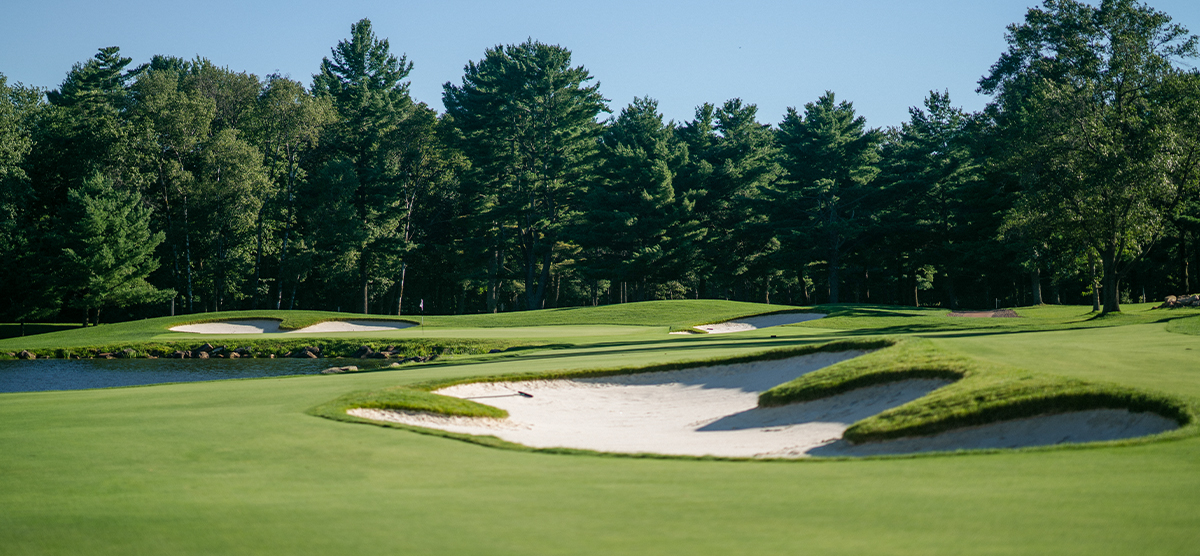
[671,312,826,335]
[168,319,416,334]
[349,350,1179,459]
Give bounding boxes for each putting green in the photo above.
[2,301,1198,555]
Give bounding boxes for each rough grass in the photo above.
[761,338,1196,444]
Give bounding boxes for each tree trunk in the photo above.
[828,247,840,304]
[533,250,552,310]
[184,198,193,314]
[360,261,369,315]
[250,208,265,309]
[1100,243,1121,313]
[1182,231,1191,293]
[943,271,958,310]
[1030,268,1043,305]
[396,262,407,315]
[487,249,499,313]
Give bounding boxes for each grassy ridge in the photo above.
[798,303,1198,335]
[1,337,523,360]
[0,300,801,353]
[315,387,508,419]
[1166,313,1200,335]
[760,338,1196,444]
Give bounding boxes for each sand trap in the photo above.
[948,309,1019,318]
[808,409,1177,457]
[294,320,416,333]
[670,312,826,335]
[169,319,415,334]
[351,350,951,458]
[350,349,1179,458]
[168,319,284,334]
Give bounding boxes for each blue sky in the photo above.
[3,0,1199,129]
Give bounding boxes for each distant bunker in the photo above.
[351,351,1178,458]
[169,319,416,334]
[673,312,826,334]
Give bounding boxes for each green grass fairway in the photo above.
[2,300,1199,555]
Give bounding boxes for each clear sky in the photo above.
[3,0,1199,129]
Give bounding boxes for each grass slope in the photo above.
[0,300,799,355]
[3,301,1200,554]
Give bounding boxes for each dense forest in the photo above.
[2,0,1199,324]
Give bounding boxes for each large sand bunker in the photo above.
[673,312,826,335]
[169,319,415,334]
[351,352,1178,458]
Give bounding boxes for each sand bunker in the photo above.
[671,312,826,335]
[350,351,1178,458]
[808,409,1177,457]
[169,319,415,334]
[948,309,1019,318]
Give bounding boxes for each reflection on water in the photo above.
[0,358,330,393]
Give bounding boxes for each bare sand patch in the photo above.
[169,319,415,334]
[350,349,1179,458]
[351,351,951,458]
[168,319,283,334]
[947,309,1019,318]
[670,312,826,335]
[808,409,1177,457]
[293,320,415,333]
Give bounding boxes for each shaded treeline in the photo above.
[2,2,1199,323]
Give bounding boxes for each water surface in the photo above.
[0,358,329,393]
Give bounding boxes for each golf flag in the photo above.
[420,299,424,312]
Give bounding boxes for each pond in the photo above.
[0,358,332,393]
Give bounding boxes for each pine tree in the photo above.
[54,173,173,325]
[444,39,608,310]
[775,92,881,304]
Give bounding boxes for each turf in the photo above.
[2,300,1200,554]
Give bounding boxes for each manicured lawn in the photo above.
[2,300,1199,555]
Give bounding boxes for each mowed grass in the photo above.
[2,300,1200,554]
[0,300,795,353]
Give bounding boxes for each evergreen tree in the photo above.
[876,91,983,309]
[775,92,882,303]
[577,97,696,301]
[54,173,173,325]
[444,39,608,310]
[311,18,420,313]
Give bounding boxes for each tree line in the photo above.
[1,0,1198,324]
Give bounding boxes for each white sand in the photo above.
[670,312,827,335]
[168,319,415,334]
[293,320,415,333]
[351,350,947,458]
[350,349,1179,458]
[168,319,283,334]
[806,409,1177,457]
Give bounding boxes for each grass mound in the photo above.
[314,387,508,419]
[761,338,1194,445]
